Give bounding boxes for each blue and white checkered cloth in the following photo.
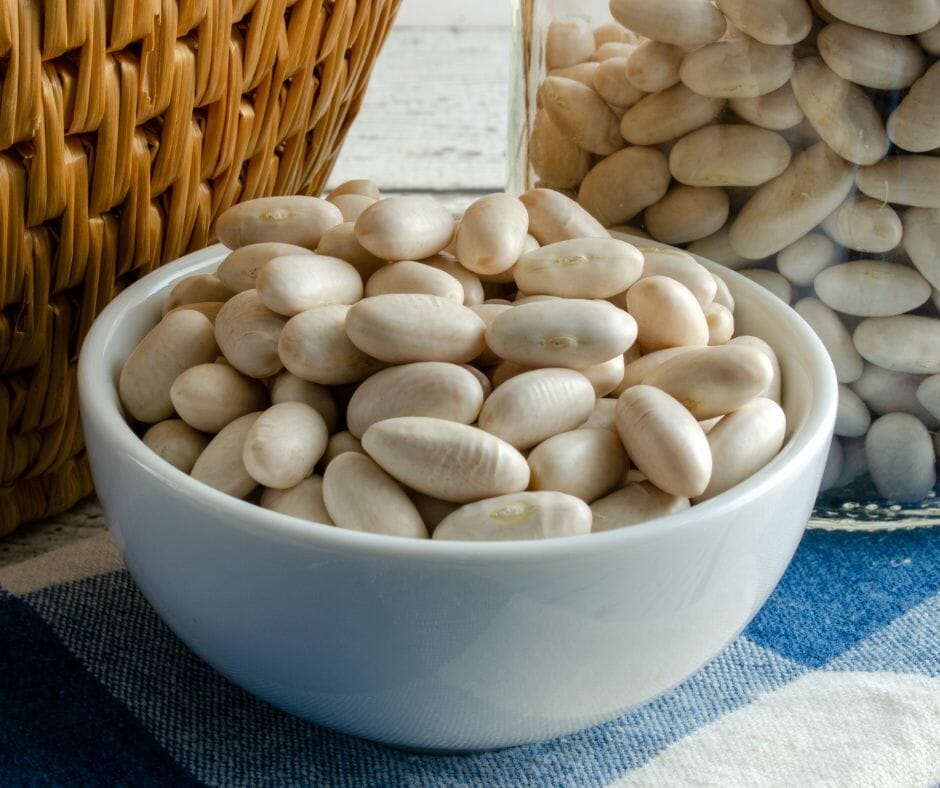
[1,525,938,786]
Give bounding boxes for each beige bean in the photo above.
[851,364,939,427]
[320,431,365,468]
[345,294,486,364]
[790,57,889,165]
[706,303,735,345]
[455,193,529,276]
[538,76,624,156]
[816,0,939,36]
[170,363,268,433]
[729,142,855,259]
[625,41,685,93]
[680,37,795,99]
[776,233,841,286]
[793,298,862,383]
[687,229,751,270]
[594,22,637,48]
[637,247,718,307]
[738,269,793,304]
[729,84,804,130]
[323,452,428,539]
[715,0,813,45]
[217,243,315,293]
[729,335,783,402]
[478,368,596,450]
[835,384,871,438]
[669,125,792,187]
[268,372,338,432]
[580,354,626,397]
[697,398,787,501]
[119,310,219,423]
[215,196,343,250]
[814,261,930,317]
[487,298,637,369]
[279,305,383,385]
[520,188,610,245]
[546,17,596,69]
[365,260,464,303]
[594,42,639,61]
[888,62,940,153]
[260,475,333,525]
[214,290,286,379]
[355,196,455,261]
[616,346,701,395]
[162,273,234,315]
[855,156,940,208]
[620,84,725,146]
[327,179,380,201]
[420,255,485,306]
[166,301,225,323]
[609,0,726,47]
[818,23,926,90]
[315,222,387,281]
[142,419,210,474]
[644,185,730,245]
[327,193,375,223]
[550,62,601,89]
[592,58,646,108]
[578,147,671,228]
[346,362,484,439]
[243,402,328,489]
[528,110,594,190]
[190,412,262,498]
[853,316,940,374]
[433,491,592,541]
[361,417,530,503]
[528,428,628,503]
[256,254,363,317]
[615,384,712,497]
[627,276,710,353]
[903,207,940,290]
[865,414,936,503]
[514,237,644,299]
[591,481,690,532]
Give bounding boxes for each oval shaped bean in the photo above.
[706,303,735,346]
[119,309,219,423]
[609,0,726,47]
[514,237,643,299]
[546,17,595,69]
[347,362,484,439]
[856,156,940,208]
[487,298,637,369]
[279,305,383,385]
[166,301,226,323]
[478,368,596,450]
[433,491,592,541]
[268,372,338,432]
[355,196,455,261]
[528,110,594,190]
[615,385,713,498]
[216,196,343,250]
[715,0,813,45]
[627,276,709,353]
[261,476,333,525]
[644,186,729,245]
[814,261,930,317]
[593,57,646,108]
[577,146,671,227]
[142,419,210,474]
[323,452,428,539]
[821,197,902,255]
[729,84,804,130]
[616,346,701,395]
[793,297,863,383]
[243,402,328,489]
[315,222,387,281]
[625,41,685,93]
[854,316,940,374]
[420,255,485,306]
[327,179,381,201]
[687,228,750,270]
[580,354,626,397]
[528,428,628,503]
[776,233,840,286]
[835,384,871,438]
[887,62,940,153]
[190,412,262,498]
[170,363,268,433]
[729,335,783,402]
[455,193,529,276]
[851,364,939,427]
[214,290,286,379]
[327,193,376,223]
[818,23,926,90]
[365,260,464,303]
[519,189,609,245]
[903,207,940,290]
[620,84,725,146]
[637,248,717,307]
[162,273,234,315]
[540,76,624,156]
[217,243,315,293]
[361,417,530,503]
[816,0,939,36]
[865,414,936,503]
[669,125,792,187]
[591,481,690,532]
[680,37,795,99]
[256,254,363,316]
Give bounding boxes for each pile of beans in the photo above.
[530,0,940,503]
[119,182,787,541]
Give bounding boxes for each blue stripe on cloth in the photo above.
[0,588,202,787]
[744,528,940,667]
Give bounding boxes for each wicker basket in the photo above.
[0,0,400,535]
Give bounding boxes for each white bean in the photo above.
[215,196,343,250]
[853,316,940,374]
[814,261,930,317]
[835,384,871,437]
[433,491,592,541]
[514,237,644,299]
[243,402,328,489]
[261,476,333,525]
[355,196,456,261]
[627,276,710,352]
[591,481,690,532]
[170,363,268,433]
[256,254,363,316]
[214,290,286,379]
[142,420,210,474]
[190,412,262,498]
[793,297,863,383]
[865,414,936,502]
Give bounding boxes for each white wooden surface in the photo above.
[1,25,511,567]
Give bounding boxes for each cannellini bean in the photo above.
[814,261,930,317]
[592,58,646,108]
[546,17,596,69]
[519,189,609,245]
[580,397,619,431]
[421,255,485,306]
[853,316,940,374]
[644,186,730,245]
[119,310,219,423]
[321,431,365,468]
[729,142,855,259]
[551,62,600,88]
[345,294,486,364]
[793,297,863,383]
[903,208,940,290]
[637,248,718,307]
[706,303,735,345]
[625,41,685,93]
[835,384,871,437]
[591,481,690,532]
[616,346,701,394]
[355,196,455,261]
[729,84,804,130]
[818,23,927,90]
[609,0,726,47]
[577,146,671,227]
[217,243,315,293]
[243,402,328,489]
[433,491,592,541]
[538,76,624,156]
[680,37,795,99]
[711,271,735,312]
[323,452,428,538]
[279,305,383,385]
[850,364,940,427]
[162,273,234,315]
[615,385,712,497]
[816,0,939,36]
[916,375,940,420]
[580,354,626,397]
[478,368,596,450]
[855,156,940,208]
[268,372,338,433]
[327,179,380,201]
[486,298,638,368]
[170,363,268,433]
[361,417,530,503]
[669,125,792,187]
[190,412,262,498]
[256,254,363,316]
[595,43,641,62]
[346,362,484,438]
[528,428,629,503]
[214,290,286,379]
[776,233,841,286]
[142,420,210,474]
[819,436,844,492]
[316,222,387,281]
[365,260,464,303]
[644,344,774,419]
[865,414,936,502]
[627,276,709,352]
[455,194,529,276]
[261,476,333,525]
[529,110,594,190]
[470,303,513,365]
[887,62,940,153]
[620,84,726,145]
[687,229,750,270]
[715,0,813,45]
[594,22,637,48]
[790,57,888,165]
[215,196,343,250]
[514,237,644,299]
[167,302,225,323]
[729,335,783,402]
[328,194,376,223]
[739,269,793,304]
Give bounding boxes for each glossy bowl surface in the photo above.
[78,243,837,751]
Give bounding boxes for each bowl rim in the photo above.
[78,242,838,565]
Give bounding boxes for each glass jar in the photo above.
[512,0,940,528]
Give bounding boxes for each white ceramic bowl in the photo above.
[78,243,837,752]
